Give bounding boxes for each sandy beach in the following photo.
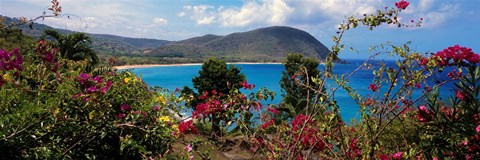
[114,62,283,70]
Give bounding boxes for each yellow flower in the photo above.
[124,77,131,83]
[3,74,10,81]
[155,95,166,105]
[158,116,171,123]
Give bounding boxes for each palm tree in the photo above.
[41,29,99,66]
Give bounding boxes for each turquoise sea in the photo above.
[127,60,458,122]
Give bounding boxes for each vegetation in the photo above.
[150,26,331,62]
[1,0,479,159]
[279,53,321,118]
[2,17,331,64]
[42,29,99,66]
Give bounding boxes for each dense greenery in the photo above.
[279,53,321,117]
[42,29,99,66]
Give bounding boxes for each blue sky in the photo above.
[1,0,479,59]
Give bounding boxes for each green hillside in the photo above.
[149,26,330,62]
[2,16,331,64]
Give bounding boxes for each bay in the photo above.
[126,60,458,122]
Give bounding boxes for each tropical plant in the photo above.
[279,53,321,117]
[41,29,99,67]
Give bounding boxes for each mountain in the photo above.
[2,16,331,64]
[148,26,330,62]
[1,16,171,56]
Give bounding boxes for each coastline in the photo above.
[114,62,283,70]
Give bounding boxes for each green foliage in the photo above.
[279,53,321,117]
[0,39,178,159]
[193,57,245,95]
[41,29,99,67]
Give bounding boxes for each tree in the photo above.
[182,57,246,137]
[41,29,98,66]
[279,53,321,117]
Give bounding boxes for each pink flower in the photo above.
[417,105,431,122]
[393,152,403,159]
[476,124,480,133]
[395,0,409,10]
[241,81,255,90]
[153,105,159,111]
[185,144,193,152]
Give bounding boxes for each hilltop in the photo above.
[1,16,331,64]
[149,26,330,62]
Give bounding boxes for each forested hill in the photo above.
[149,26,330,62]
[2,16,331,63]
[1,16,171,56]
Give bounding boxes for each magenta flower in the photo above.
[92,76,103,83]
[116,113,126,119]
[476,124,480,133]
[153,105,159,111]
[393,152,403,159]
[77,73,90,85]
[120,104,131,111]
[395,0,409,10]
[86,86,98,93]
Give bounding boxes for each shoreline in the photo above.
[114,62,283,70]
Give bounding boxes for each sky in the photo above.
[1,0,479,59]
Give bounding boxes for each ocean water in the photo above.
[127,60,458,122]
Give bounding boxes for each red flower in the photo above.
[290,114,325,151]
[368,83,380,92]
[240,81,255,90]
[431,45,479,67]
[447,70,462,79]
[415,83,421,89]
[179,120,198,134]
[456,90,467,101]
[419,57,429,66]
[267,107,279,114]
[261,119,274,129]
[395,0,410,10]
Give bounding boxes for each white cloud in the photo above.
[420,3,460,28]
[181,0,381,27]
[153,18,168,25]
[177,12,186,17]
